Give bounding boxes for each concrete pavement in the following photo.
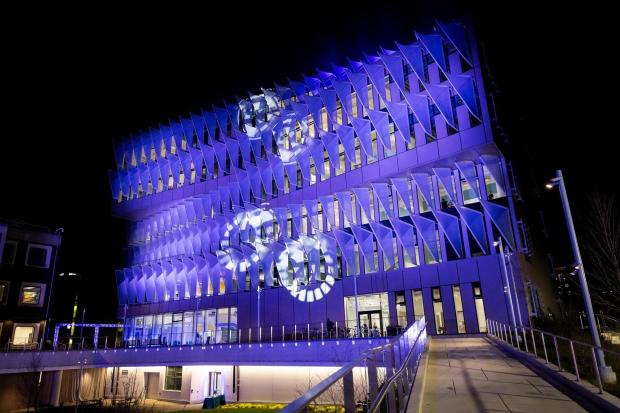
[410,336,587,412]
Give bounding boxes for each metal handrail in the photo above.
[487,319,619,393]
[281,318,427,413]
[367,322,427,413]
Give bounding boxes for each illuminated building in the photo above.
[104,17,554,402]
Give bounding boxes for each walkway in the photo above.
[414,336,586,412]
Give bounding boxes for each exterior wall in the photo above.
[238,366,369,403]
[101,365,367,404]
[104,365,234,403]
[108,18,552,347]
[0,222,62,347]
[122,254,512,344]
[0,370,65,411]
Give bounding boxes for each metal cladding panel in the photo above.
[110,18,529,340]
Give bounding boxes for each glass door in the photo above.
[359,310,383,337]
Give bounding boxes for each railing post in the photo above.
[398,375,407,412]
[270,326,273,344]
[553,336,561,370]
[515,326,520,350]
[387,380,397,413]
[387,345,396,379]
[335,321,338,339]
[570,341,579,381]
[591,347,604,393]
[321,322,324,342]
[522,328,528,353]
[343,370,355,413]
[307,323,310,343]
[294,325,297,343]
[249,328,252,344]
[531,329,537,358]
[541,332,548,364]
[367,353,379,400]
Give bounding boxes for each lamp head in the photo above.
[545,177,561,190]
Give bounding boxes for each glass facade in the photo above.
[109,17,534,342]
[124,307,237,346]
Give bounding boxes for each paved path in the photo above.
[414,336,586,412]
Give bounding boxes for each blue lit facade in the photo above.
[109,18,547,347]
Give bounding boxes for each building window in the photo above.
[20,284,43,305]
[0,280,9,305]
[432,287,445,335]
[473,282,488,332]
[395,291,407,328]
[25,244,52,268]
[452,285,466,333]
[164,366,183,391]
[412,289,425,321]
[13,325,35,345]
[2,240,17,264]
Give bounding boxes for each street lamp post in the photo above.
[547,169,616,383]
[257,285,262,340]
[353,271,360,338]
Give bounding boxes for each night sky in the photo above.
[2,2,616,323]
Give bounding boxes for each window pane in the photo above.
[26,246,49,267]
[412,290,424,321]
[22,286,41,305]
[14,326,35,344]
[164,366,183,391]
[452,285,466,333]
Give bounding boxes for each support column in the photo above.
[48,370,63,407]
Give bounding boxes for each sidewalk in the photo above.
[411,336,586,412]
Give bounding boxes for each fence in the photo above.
[487,319,620,394]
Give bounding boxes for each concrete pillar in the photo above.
[48,370,63,407]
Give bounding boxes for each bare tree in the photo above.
[582,192,620,316]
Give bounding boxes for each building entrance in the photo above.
[358,311,383,337]
[345,293,389,337]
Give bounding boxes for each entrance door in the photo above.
[359,311,382,336]
[144,372,160,399]
[207,372,222,397]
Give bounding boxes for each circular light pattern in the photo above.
[278,272,336,303]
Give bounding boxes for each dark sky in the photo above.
[1,2,616,322]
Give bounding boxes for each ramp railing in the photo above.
[281,317,427,413]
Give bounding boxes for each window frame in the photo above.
[164,366,183,391]
[18,282,46,307]
[2,240,17,265]
[24,243,52,269]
